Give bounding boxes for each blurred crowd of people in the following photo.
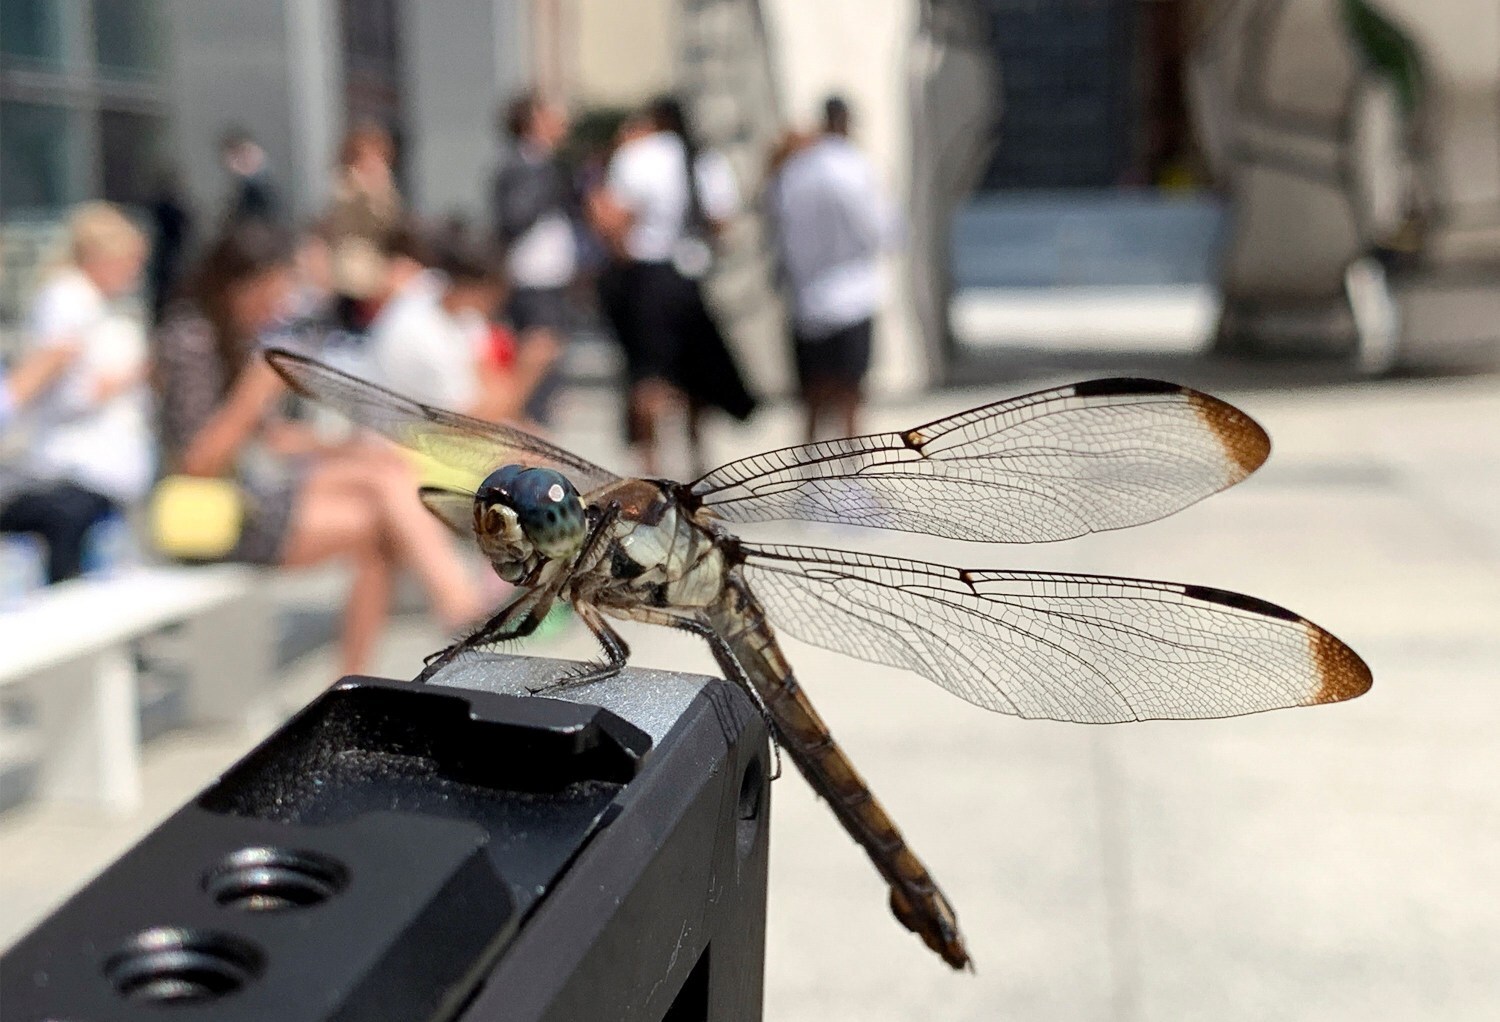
[0,89,894,673]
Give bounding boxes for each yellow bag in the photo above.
[148,475,246,560]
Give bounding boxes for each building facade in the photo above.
[2,0,531,227]
[1,0,173,219]
[2,0,535,338]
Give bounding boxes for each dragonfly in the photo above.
[266,348,1371,970]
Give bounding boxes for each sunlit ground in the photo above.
[2,359,1496,1021]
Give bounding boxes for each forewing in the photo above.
[266,347,620,493]
[738,544,1370,723]
[419,486,478,540]
[692,379,1270,542]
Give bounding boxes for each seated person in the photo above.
[153,221,485,675]
[367,223,557,423]
[1,203,152,583]
[1,345,85,430]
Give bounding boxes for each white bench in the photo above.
[0,564,272,815]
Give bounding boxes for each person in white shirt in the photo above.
[769,96,894,443]
[368,223,555,423]
[1,203,153,582]
[588,95,756,475]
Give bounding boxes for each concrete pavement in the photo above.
[2,368,1496,1020]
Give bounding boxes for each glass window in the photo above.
[92,0,165,79]
[0,0,65,70]
[99,109,165,206]
[0,101,83,217]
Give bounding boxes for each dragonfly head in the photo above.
[475,465,587,561]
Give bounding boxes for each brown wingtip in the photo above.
[1188,390,1272,481]
[1307,625,1374,704]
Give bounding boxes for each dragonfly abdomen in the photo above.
[708,575,973,970]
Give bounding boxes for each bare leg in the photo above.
[279,465,394,675]
[629,383,659,476]
[630,379,680,477]
[802,379,827,444]
[514,324,562,415]
[803,380,840,443]
[685,398,707,480]
[832,382,863,441]
[803,397,820,446]
[365,462,484,628]
[314,450,484,629]
[341,541,395,674]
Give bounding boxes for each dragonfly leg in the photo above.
[423,500,624,688]
[414,589,552,684]
[617,607,784,781]
[576,500,623,573]
[535,602,630,692]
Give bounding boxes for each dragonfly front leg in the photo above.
[428,499,625,689]
[414,589,552,683]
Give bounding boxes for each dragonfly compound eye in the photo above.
[506,468,586,558]
[477,464,526,500]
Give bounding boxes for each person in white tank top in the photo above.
[1,203,153,582]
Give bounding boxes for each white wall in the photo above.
[168,0,299,222]
[571,0,677,108]
[401,0,532,222]
[761,0,927,393]
[283,0,343,220]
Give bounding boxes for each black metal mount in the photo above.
[1,658,771,1021]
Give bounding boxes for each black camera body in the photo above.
[1,656,770,1021]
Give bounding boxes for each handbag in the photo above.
[672,148,718,281]
[147,475,246,560]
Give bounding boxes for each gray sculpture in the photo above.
[906,0,1003,380]
[1189,0,1498,368]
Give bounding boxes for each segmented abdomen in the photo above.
[707,573,972,970]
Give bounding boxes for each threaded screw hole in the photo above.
[203,846,349,912]
[104,928,263,1004]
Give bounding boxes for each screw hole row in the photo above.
[103,846,349,1004]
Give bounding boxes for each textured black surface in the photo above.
[198,680,649,909]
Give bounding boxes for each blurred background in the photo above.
[1,2,1496,1020]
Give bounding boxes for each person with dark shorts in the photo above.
[589,97,757,475]
[770,96,893,442]
[793,316,874,426]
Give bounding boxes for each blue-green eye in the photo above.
[477,464,526,501]
[496,467,585,557]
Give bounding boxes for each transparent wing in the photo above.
[691,379,1270,543]
[738,544,1370,723]
[419,486,477,540]
[266,347,621,494]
